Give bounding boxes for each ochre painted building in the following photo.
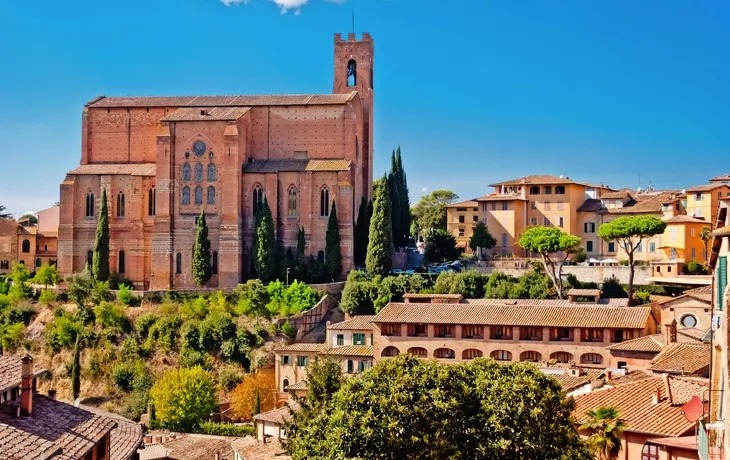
[58,33,374,289]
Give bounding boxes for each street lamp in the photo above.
[286,268,290,286]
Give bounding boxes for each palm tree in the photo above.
[0,205,11,219]
[579,406,627,460]
[700,226,712,266]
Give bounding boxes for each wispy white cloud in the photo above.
[219,0,345,14]
[421,187,429,193]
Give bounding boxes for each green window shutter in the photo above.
[337,334,344,346]
[718,256,727,311]
[280,355,285,365]
[347,360,353,373]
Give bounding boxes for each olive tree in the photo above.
[597,216,666,303]
[518,226,581,299]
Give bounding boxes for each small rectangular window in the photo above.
[544,201,551,211]
[557,201,563,211]
[501,202,508,211]
[336,334,344,346]
[586,241,593,252]
[473,215,478,222]
[530,217,537,226]
[353,333,365,345]
[608,242,615,252]
[458,228,465,237]
[297,356,309,367]
[459,215,465,223]
[280,355,290,365]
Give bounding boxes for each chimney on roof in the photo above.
[652,387,660,405]
[20,354,34,416]
[47,389,56,401]
[662,373,672,402]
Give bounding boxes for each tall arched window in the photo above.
[207,163,216,182]
[212,251,218,275]
[550,351,573,364]
[252,184,263,215]
[347,59,357,86]
[207,186,216,205]
[116,192,125,218]
[182,163,191,181]
[21,240,30,253]
[544,186,553,195]
[181,186,191,206]
[148,186,156,216]
[194,186,203,205]
[320,187,330,217]
[194,163,203,182]
[490,350,512,361]
[175,253,182,274]
[529,186,540,195]
[118,250,125,274]
[355,136,359,160]
[35,258,41,268]
[283,379,290,392]
[86,191,95,217]
[288,186,297,218]
[581,353,603,365]
[555,185,566,195]
[87,250,93,267]
[641,444,659,460]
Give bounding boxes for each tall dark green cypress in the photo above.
[71,335,81,401]
[192,211,212,285]
[92,188,110,282]
[396,148,411,246]
[366,175,393,277]
[254,197,276,282]
[388,150,402,248]
[325,201,342,280]
[353,197,368,267]
[253,390,261,416]
[296,227,306,262]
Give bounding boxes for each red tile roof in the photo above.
[606,334,664,353]
[144,433,243,460]
[567,289,601,297]
[68,164,156,177]
[665,215,709,224]
[446,200,478,208]
[649,343,711,375]
[322,345,374,357]
[0,356,47,392]
[551,370,604,392]
[686,183,724,192]
[88,93,357,108]
[327,316,375,331]
[574,375,709,437]
[373,301,650,328]
[242,159,351,173]
[275,343,328,353]
[253,403,299,424]
[488,175,604,188]
[78,404,144,460]
[230,437,291,460]
[161,106,251,121]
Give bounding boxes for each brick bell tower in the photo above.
[333,32,374,202]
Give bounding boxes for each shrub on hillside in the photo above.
[195,422,254,437]
[112,363,136,392]
[149,367,218,432]
[39,289,56,305]
[93,301,128,332]
[135,313,159,338]
[117,283,137,306]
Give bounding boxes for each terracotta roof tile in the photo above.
[649,343,710,375]
[474,194,528,202]
[286,380,308,391]
[0,395,118,460]
[323,345,373,357]
[373,301,650,328]
[403,293,464,300]
[253,403,299,424]
[147,433,243,460]
[607,370,652,386]
[488,175,602,188]
[68,164,156,177]
[665,215,709,224]
[78,404,143,460]
[88,93,357,108]
[711,225,730,237]
[327,316,375,331]
[242,159,351,174]
[710,174,730,182]
[550,370,604,392]
[686,184,724,192]
[567,289,601,297]
[446,200,478,208]
[599,189,633,200]
[0,356,47,392]
[466,297,629,307]
[577,199,603,212]
[230,437,291,460]
[275,343,329,353]
[574,375,708,437]
[684,285,713,302]
[161,106,251,121]
[606,334,664,353]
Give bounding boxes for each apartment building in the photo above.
[371,292,655,369]
[274,316,375,402]
[685,175,730,224]
[445,200,478,251]
[0,205,59,273]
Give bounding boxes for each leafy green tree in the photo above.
[0,205,11,219]
[324,201,342,280]
[192,211,212,286]
[339,279,377,316]
[579,406,627,460]
[285,355,591,460]
[518,226,581,299]
[597,216,666,302]
[424,229,459,263]
[366,175,393,277]
[254,197,276,283]
[411,190,459,237]
[33,265,59,289]
[469,221,497,259]
[149,366,218,432]
[700,225,712,264]
[8,263,32,301]
[353,198,369,267]
[71,335,81,401]
[434,270,489,298]
[19,213,37,225]
[92,189,110,282]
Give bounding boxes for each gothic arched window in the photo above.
[118,250,125,274]
[182,186,191,206]
[194,186,203,205]
[207,186,216,205]
[86,191,95,217]
[22,240,30,253]
[347,59,357,87]
[288,186,297,218]
[148,186,156,216]
[116,192,125,218]
[195,163,203,182]
[182,163,191,181]
[320,187,330,217]
[207,163,216,182]
[212,251,218,275]
[252,184,263,215]
[175,253,182,274]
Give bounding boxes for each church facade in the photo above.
[58,33,374,290]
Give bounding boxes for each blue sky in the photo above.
[1,0,728,216]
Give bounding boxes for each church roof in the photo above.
[161,106,251,122]
[68,164,157,176]
[87,92,358,108]
[243,159,351,173]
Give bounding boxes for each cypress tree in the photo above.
[254,197,276,283]
[296,227,306,262]
[325,201,342,280]
[71,335,81,401]
[92,188,110,282]
[253,390,261,416]
[397,148,411,246]
[366,175,393,277]
[192,211,212,285]
[353,197,368,267]
[388,150,402,248]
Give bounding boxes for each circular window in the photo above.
[680,314,698,328]
[193,141,206,156]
